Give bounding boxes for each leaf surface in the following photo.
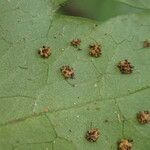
[0,0,150,150]
[118,0,150,9]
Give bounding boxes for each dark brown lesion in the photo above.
[71,39,81,48]
[137,111,150,124]
[118,139,133,150]
[38,46,51,58]
[85,128,100,142]
[89,43,102,58]
[118,59,134,74]
[143,40,150,48]
[60,65,75,79]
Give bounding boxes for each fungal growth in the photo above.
[137,111,150,124]
[118,139,133,150]
[89,43,102,57]
[86,128,100,142]
[39,46,51,58]
[60,65,74,79]
[71,39,81,48]
[143,40,150,48]
[118,59,133,74]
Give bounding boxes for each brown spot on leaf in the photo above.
[86,128,100,142]
[60,65,74,79]
[143,40,150,48]
[43,107,49,113]
[89,43,102,58]
[118,59,133,74]
[39,46,51,58]
[71,39,81,48]
[104,119,109,123]
[137,111,150,124]
[118,139,133,150]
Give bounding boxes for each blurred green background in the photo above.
[59,0,149,22]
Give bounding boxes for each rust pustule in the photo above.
[86,128,100,142]
[89,43,102,57]
[118,139,133,150]
[71,39,81,47]
[143,40,150,48]
[118,59,133,74]
[39,46,51,58]
[137,111,150,124]
[60,65,74,79]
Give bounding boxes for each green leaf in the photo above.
[0,0,150,150]
[61,0,144,21]
[117,0,150,9]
